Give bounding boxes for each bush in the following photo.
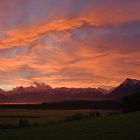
[0,124,15,129]
[66,113,84,121]
[89,110,101,118]
[34,123,39,126]
[95,111,101,117]
[18,119,30,128]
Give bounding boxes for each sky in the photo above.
[0,0,140,90]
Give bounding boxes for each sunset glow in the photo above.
[0,0,140,90]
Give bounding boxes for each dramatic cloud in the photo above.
[0,0,140,90]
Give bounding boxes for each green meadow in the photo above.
[0,109,139,140]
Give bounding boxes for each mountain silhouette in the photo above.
[109,78,140,99]
[0,89,9,102]
[0,78,139,103]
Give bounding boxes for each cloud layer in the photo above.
[0,0,140,89]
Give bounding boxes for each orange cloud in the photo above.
[0,17,98,50]
[0,1,140,90]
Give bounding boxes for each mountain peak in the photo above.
[122,78,140,87]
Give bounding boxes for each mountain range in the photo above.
[0,78,140,103]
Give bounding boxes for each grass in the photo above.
[0,109,89,125]
[0,109,114,125]
[0,110,139,140]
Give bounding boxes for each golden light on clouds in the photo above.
[0,0,140,90]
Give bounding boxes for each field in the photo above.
[0,109,92,125]
[0,109,139,140]
[0,109,115,125]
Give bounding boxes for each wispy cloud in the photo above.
[0,0,140,89]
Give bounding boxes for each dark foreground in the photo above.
[0,111,139,140]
